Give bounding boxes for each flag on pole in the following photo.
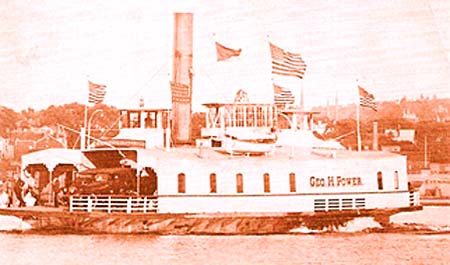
[215,42,242,61]
[358,86,377,111]
[269,42,307,79]
[273,83,295,105]
[88,81,107,104]
[171,81,191,103]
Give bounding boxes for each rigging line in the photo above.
[123,57,171,106]
[72,135,80,149]
[97,115,121,140]
[91,57,171,141]
[58,123,126,158]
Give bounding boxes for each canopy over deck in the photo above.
[21,148,93,173]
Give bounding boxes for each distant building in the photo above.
[0,137,14,160]
[393,129,415,143]
[34,134,66,150]
[383,128,415,143]
[14,139,35,159]
[429,162,450,174]
[402,109,418,122]
[9,126,67,160]
[381,144,401,153]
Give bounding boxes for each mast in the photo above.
[171,13,194,144]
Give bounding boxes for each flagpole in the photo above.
[356,86,362,152]
[81,103,88,151]
[81,80,89,150]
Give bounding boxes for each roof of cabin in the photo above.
[142,145,402,163]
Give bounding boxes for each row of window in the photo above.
[206,105,277,128]
[177,171,400,193]
[177,172,297,194]
[377,171,399,190]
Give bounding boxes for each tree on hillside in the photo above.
[35,103,119,148]
[0,107,19,137]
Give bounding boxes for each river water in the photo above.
[1,207,449,265]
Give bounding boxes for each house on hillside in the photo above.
[0,137,14,160]
[9,126,68,160]
[402,109,418,122]
[384,128,415,143]
[35,134,66,150]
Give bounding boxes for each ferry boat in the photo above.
[0,13,421,235]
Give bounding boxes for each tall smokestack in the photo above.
[171,13,193,144]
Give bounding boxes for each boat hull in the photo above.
[0,206,422,235]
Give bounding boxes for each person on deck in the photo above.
[12,174,25,207]
[22,170,39,205]
[52,178,62,207]
[0,181,10,208]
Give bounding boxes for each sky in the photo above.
[1,0,449,111]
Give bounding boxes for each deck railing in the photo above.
[409,190,420,206]
[69,195,158,213]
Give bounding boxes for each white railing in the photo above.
[409,191,420,206]
[314,197,366,212]
[69,195,158,213]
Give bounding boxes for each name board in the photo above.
[310,176,363,187]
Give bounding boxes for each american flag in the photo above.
[215,42,241,61]
[171,81,191,103]
[269,42,307,79]
[273,84,295,105]
[88,81,107,104]
[358,86,377,111]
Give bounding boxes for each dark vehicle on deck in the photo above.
[69,167,137,195]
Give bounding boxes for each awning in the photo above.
[21,148,94,173]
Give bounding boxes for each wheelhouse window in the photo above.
[210,173,217,193]
[144,111,157,128]
[289,172,296,192]
[178,173,186,193]
[236,173,244,193]
[263,173,270,193]
[129,111,141,128]
[394,171,399,190]
[377,171,383,190]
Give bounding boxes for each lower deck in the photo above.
[0,202,422,235]
[66,190,420,214]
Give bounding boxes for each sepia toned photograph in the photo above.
[0,1,449,264]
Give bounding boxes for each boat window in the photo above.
[120,110,129,128]
[377,171,383,190]
[178,173,186,193]
[236,106,245,127]
[289,172,296,192]
[129,111,141,128]
[144,111,157,128]
[394,171,399,190]
[236,173,244,193]
[210,173,217,193]
[263,173,270,193]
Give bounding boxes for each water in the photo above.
[0,207,449,265]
